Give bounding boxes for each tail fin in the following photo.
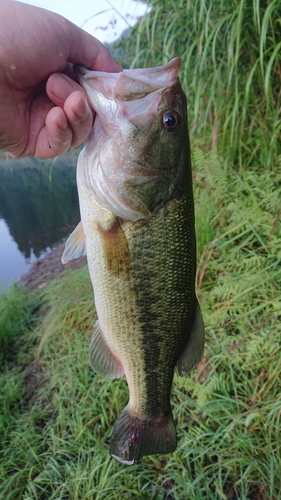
[110,405,177,465]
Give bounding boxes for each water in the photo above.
[0,154,80,293]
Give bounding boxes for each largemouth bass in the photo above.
[62,58,204,465]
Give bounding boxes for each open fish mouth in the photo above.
[74,58,181,127]
[75,58,181,94]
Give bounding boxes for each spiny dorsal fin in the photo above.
[177,300,205,376]
[89,320,124,379]
[97,218,130,277]
[61,221,86,264]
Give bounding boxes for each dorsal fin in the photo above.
[177,300,205,376]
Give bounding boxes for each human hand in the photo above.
[0,0,122,158]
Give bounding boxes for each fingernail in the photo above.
[74,96,92,122]
[55,108,68,131]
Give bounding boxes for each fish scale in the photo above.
[62,58,205,464]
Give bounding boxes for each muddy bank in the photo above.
[21,243,87,290]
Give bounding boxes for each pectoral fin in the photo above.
[177,300,205,376]
[97,217,130,277]
[89,321,125,379]
[61,221,86,264]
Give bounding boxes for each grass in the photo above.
[0,148,280,498]
[110,0,281,171]
[0,284,39,363]
[1,0,281,497]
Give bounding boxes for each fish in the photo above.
[62,58,204,465]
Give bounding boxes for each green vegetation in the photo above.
[110,0,281,170]
[0,284,39,362]
[1,0,280,498]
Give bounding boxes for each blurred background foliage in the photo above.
[108,0,281,170]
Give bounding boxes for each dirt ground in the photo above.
[21,243,87,290]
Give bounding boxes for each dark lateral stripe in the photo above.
[129,191,196,416]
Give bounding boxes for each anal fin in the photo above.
[61,221,86,264]
[89,320,124,379]
[177,299,205,376]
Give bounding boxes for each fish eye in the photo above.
[162,111,181,132]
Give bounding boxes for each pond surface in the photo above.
[0,154,80,293]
